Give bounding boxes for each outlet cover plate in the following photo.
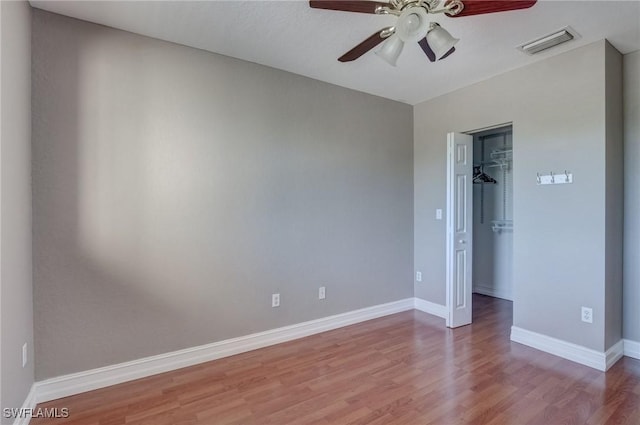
[581,307,593,323]
[272,293,280,308]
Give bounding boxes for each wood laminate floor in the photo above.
[32,295,640,424]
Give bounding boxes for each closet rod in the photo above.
[478,130,512,141]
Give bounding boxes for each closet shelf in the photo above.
[486,148,513,170]
[491,148,512,156]
[491,220,513,234]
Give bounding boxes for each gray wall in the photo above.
[1,0,34,417]
[623,50,640,343]
[604,43,623,349]
[414,40,622,352]
[32,10,414,380]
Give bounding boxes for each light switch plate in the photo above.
[22,343,27,368]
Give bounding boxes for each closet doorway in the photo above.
[472,126,513,301]
[445,124,513,328]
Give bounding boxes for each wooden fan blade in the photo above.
[310,0,390,14]
[448,0,537,17]
[338,30,388,62]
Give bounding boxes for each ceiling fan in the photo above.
[309,0,538,65]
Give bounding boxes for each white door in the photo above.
[446,132,473,328]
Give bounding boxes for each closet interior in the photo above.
[472,126,513,301]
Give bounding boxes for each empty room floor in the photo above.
[32,295,640,424]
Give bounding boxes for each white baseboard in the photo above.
[624,339,640,360]
[605,340,625,369]
[11,384,37,425]
[413,298,447,319]
[473,285,512,301]
[34,298,414,404]
[18,300,638,418]
[510,326,624,371]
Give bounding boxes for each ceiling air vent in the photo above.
[518,27,580,55]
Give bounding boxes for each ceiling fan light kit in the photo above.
[395,7,430,42]
[309,0,538,65]
[425,22,459,60]
[376,34,405,66]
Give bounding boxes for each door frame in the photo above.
[445,123,514,328]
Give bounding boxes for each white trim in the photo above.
[413,298,447,319]
[34,298,414,403]
[445,134,454,329]
[12,384,37,425]
[20,303,638,411]
[445,132,474,329]
[605,340,625,369]
[466,122,513,135]
[473,285,512,301]
[624,339,640,360]
[510,326,624,371]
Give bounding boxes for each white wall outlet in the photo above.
[319,286,326,300]
[272,293,280,308]
[581,307,593,323]
[436,209,443,220]
[22,343,27,368]
[416,271,422,282]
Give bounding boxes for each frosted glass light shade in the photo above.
[426,24,459,60]
[376,34,404,66]
[396,7,430,42]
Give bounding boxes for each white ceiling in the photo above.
[29,0,640,105]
